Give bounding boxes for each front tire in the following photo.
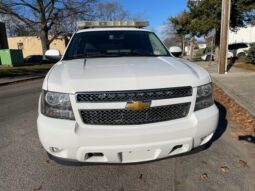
[237,52,246,58]
[206,55,213,61]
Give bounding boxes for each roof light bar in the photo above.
[77,21,149,29]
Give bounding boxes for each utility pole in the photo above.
[219,0,231,74]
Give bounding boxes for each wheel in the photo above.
[237,52,246,58]
[206,55,213,61]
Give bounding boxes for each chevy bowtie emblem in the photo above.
[126,100,151,110]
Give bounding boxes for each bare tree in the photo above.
[95,1,130,21]
[0,0,97,56]
[0,14,33,36]
[163,35,182,49]
[162,22,187,55]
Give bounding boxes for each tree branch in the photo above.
[20,0,39,12]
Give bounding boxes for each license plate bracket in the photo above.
[121,149,160,163]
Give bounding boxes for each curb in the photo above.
[0,76,45,87]
[212,78,255,117]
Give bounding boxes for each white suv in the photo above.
[228,43,250,58]
[37,21,219,163]
[201,43,250,61]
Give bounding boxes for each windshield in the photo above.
[63,31,170,60]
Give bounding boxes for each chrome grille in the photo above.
[80,102,191,125]
[76,87,192,102]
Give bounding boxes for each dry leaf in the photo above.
[213,85,255,136]
[33,185,42,191]
[239,160,250,169]
[200,173,208,180]
[220,166,229,173]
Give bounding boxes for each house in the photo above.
[8,36,66,58]
[229,25,255,44]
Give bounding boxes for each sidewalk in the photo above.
[195,61,255,116]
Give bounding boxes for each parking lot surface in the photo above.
[0,80,254,191]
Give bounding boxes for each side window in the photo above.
[148,33,167,55]
[36,56,43,61]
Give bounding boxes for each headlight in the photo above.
[195,83,214,111]
[41,91,75,120]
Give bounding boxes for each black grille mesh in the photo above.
[80,103,191,125]
[76,87,192,102]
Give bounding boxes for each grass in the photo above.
[0,63,54,78]
[233,63,255,72]
[232,58,255,72]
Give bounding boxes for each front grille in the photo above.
[76,87,192,102]
[80,102,191,125]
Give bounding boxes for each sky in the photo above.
[120,0,187,36]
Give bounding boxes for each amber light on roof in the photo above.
[77,21,149,29]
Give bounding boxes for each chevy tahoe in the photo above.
[37,21,219,163]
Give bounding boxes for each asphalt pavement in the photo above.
[0,79,254,191]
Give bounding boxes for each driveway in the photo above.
[0,80,254,191]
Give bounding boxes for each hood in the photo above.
[44,57,211,93]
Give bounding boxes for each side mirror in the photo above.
[45,49,61,61]
[169,46,182,57]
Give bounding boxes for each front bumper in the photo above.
[37,105,219,163]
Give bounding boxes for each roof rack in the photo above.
[77,21,149,30]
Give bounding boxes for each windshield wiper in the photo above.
[64,51,167,60]
[64,52,107,60]
[117,52,158,57]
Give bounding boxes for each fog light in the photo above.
[50,147,63,153]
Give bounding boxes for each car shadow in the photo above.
[227,63,234,72]
[227,57,239,72]
[210,101,228,143]
[50,101,228,166]
[179,101,228,156]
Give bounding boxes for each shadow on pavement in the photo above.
[50,102,228,166]
[227,63,234,72]
[210,101,228,142]
[238,135,255,144]
[177,101,228,157]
